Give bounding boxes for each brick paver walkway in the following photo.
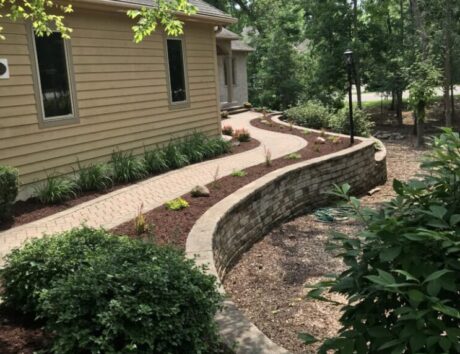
[0,111,306,263]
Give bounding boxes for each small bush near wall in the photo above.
[284,101,333,130]
[33,174,77,204]
[0,165,19,221]
[305,129,460,353]
[1,227,222,353]
[285,102,374,136]
[111,150,148,184]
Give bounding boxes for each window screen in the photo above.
[35,32,73,118]
[167,39,187,103]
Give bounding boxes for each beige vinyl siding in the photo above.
[0,9,220,187]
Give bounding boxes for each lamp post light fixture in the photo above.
[344,49,355,145]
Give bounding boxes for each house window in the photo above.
[33,32,75,120]
[166,39,187,103]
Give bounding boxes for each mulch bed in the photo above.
[112,117,356,248]
[0,139,260,232]
[0,117,354,353]
[223,132,426,353]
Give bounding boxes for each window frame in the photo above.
[164,35,190,109]
[27,24,79,128]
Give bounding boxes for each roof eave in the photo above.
[74,0,237,25]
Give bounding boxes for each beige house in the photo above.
[216,28,254,109]
[0,0,236,198]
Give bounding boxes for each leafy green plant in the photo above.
[0,165,19,221]
[222,125,234,136]
[1,227,222,353]
[284,101,332,130]
[234,129,251,143]
[285,152,302,160]
[165,197,189,211]
[180,132,207,164]
[144,148,169,174]
[329,108,374,137]
[110,150,147,184]
[164,141,189,169]
[303,129,460,353]
[202,137,232,158]
[75,162,113,192]
[33,174,77,204]
[231,169,247,177]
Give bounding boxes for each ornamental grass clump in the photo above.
[110,150,147,183]
[0,165,19,221]
[0,227,222,354]
[75,162,113,192]
[303,129,460,353]
[33,174,77,204]
[144,148,169,174]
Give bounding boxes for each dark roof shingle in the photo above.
[108,0,234,21]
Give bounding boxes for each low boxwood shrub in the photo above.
[1,227,222,353]
[75,162,113,192]
[0,165,19,221]
[284,101,333,130]
[304,129,460,353]
[33,174,77,204]
[111,150,147,183]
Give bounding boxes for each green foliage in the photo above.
[144,148,169,174]
[75,162,113,192]
[110,150,147,184]
[33,174,77,204]
[127,0,197,43]
[285,152,302,160]
[284,101,333,130]
[222,125,234,136]
[0,0,73,40]
[286,102,374,136]
[234,129,251,142]
[165,197,189,211]
[329,108,375,137]
[0,165,19,221]
[164,142,190,169]
[202,137,232,158]
[1,227,222,353]
[305,129,460,353]
[231,169,247,177]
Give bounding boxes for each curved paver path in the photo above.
[0,111,306,263]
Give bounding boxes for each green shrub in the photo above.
[180,132,207,164]
[111,150,147,183]
[305,129,460,353]
[0,165,19,221]
[231,169,247,177]
[284,101,332,130]
[222,125,234,136]
[165,197,189,211]
[203,137,232,158]
[144,148,169,174]
[1,227,222,353]
[75,162,113,192]
[285,152,302,160]
[234,128,251,142]
[33,174,77,204]
[329,108,374,137]
[164,142,189,169]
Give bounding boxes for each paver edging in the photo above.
[186,135,387,354]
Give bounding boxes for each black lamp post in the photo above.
[344,49,355,145]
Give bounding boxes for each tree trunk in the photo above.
[451,84,456,127]
[396,89,403,126]
[391,90,396,111]
[352,0,362,109]
[409,0,429,146]
[443,0,453,127]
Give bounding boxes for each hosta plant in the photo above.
[303,129,460,353]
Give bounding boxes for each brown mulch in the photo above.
[0,139,260,232]
[223,131,427,353]
[112,117,355,248]
[0,117,353,354]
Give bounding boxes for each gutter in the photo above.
[74,0,237,25]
